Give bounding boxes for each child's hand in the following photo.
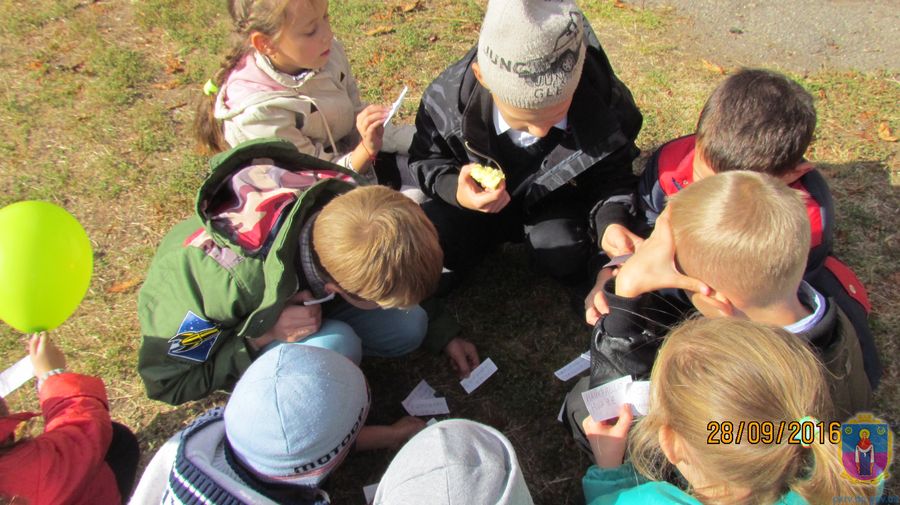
[388,416,426,449]
[456,164,510,213]
[443,337,480,378]
[356,105,388,156]
[29,332,66,378]
[600,223,644,257]
[582,403,633,468]
[585,267,617,326]
[613,211,709,299]
[254,291,322,349]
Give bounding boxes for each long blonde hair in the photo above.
[629,318,874,504]
[194,0,315,153]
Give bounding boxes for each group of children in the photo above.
[0,0,885,503]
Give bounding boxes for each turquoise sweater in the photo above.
[583,464,809,505]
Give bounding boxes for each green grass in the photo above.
[0,0,897,502]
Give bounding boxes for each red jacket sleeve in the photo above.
[0,373,119,505]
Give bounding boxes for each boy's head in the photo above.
[473,0,585,137]
[374,419,534,504]
[694,68,816,182]
[667,171,810,314]
[224,344,369,486]
[313,186,442,309]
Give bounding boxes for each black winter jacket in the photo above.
[409,37,643,239]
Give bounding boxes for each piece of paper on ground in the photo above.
[460,358,498,394]
[554,351,590,381]
[0,356,33,397]
[581,376,651,421]
[402,379,449,416]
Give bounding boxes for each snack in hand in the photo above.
[469,163,506,191]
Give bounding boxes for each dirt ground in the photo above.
[627,0,899,73]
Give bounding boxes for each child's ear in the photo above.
[471,61,487,88]
[659,425,682,465]
[250,32,276,56]
[697,289,735,317]
[778,161,814,185]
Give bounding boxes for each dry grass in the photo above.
[0,0,896,502]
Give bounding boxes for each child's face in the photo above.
[269,0,333,74]
[494,95,572,138]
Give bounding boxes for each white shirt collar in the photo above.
[492,104,567,148]
[783,281,827,334]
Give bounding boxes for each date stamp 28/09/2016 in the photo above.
[707,420,841,445]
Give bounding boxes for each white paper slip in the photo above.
[363,483,379,504]
[426,417,438,426]
[0,356,33,397]
[403,397,450,416]
[554,351,590,381]
[602,254,633,268]
[626,381,651,416]
[582,376,651,421]
[404,379,436,402]
[460,358,498,394]
[582,375,632,422]
[557,398,566,423]
[383,85,409,126]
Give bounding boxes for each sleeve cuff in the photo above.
[434,172,462,208]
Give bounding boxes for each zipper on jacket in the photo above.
[463,140,505,173]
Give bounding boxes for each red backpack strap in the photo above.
[824,256,871,314]
[789,177,825,249]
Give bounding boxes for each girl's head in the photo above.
[629,318,873,504]
[195,0,331,153]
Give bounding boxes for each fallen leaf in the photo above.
[164,56,185,75]
[106,277,143,294]
[151,80,180,90]
[817,89,827,100]
[400,0,422,13]
[27,60,46,72]
[613,0,629,8]
[701,59,726,75]
[877,122,898,142]
[428,34,439,43]
[365,25,395,36]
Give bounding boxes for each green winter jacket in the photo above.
[137,138,365,405]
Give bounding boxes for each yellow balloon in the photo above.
[0,201,93,332]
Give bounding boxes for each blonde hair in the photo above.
[312,186,442,308]
[668,171,810,307]
[194,0,324,153]
[629,318,874,504]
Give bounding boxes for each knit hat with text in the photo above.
[224,345,370,486]
[477,0,586,109]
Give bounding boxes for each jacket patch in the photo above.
[168,311,221,363]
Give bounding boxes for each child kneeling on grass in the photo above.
[0,333,139,504]
[138,138,472,406]
[130,344,423,505]
[581,318,879,504]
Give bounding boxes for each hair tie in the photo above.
[203,79,219,97]
[793,416,821,448]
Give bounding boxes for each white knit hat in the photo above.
[374,419,534,505]
[477,0,586,109]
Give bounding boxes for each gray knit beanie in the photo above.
[477,0,586,109]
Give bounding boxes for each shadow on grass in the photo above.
[329,244,594,503]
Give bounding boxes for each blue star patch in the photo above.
[167,311,220,363]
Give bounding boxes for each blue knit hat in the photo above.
[224,345,369,486]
